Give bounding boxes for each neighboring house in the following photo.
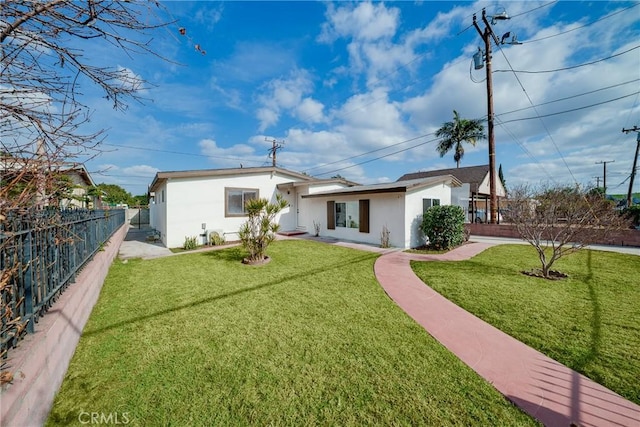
[0,155,96,209]
[397,164,506,223]
[148,166,461,249]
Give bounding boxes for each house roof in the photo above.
[148,166,315,192]
[397,164,491,194]
[301,175,461,199]
[1,155,95,187]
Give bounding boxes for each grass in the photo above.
[411,245,640,405]
[47,240,537,426]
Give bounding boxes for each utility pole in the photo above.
[595,160,614,196]
[593,176,601,188]
[473,9,517,224]
[622,126,640,207]
[266,138,284,168]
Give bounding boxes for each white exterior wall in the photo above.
[294,182,353,232]
[163,172,300,248]
[300,193,407,248]
[151,183,168,245]
[404,183,454,248]
[368,194,406,248]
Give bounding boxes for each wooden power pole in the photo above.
[622,126,640,207]
[266,138,285,168]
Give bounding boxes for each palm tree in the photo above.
[435,110,486,168]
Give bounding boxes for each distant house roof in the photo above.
[149,166,315,192]
[0,155,94,187]
[301,175,461,199]
[397,165,491,194]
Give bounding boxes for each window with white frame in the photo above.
[225,188,259,216]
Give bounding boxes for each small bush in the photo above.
[209,231,225,246]
[420,205,465,250]
[183,235,198,250]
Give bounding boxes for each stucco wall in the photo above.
[150,182,168,245]
[163,172,302,248]
[300,193,407,248]
[405,183,453,248]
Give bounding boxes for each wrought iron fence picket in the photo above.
[0,208,125,358]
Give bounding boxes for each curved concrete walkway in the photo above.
[374,242,640,427]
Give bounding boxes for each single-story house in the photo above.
[397,164,506,223]
[148,167,356,248]
[0,155,96,209]
[148,166,463,249]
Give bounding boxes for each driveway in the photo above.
[118,226,172,259]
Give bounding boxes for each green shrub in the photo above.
[420,205,465,250]
[183,235,198,250]
[209,231,226,246]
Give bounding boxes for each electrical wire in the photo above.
[522,3,640,44]
[509,1,558,19]
[496,79,640,118]
[313,135,441,178]
[494,45,640,74]
[498,91,640,124]
[494,42,579,185]
[303,132,434,174]
[101,142,265,165]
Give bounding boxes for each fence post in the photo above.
[22,231,35,334]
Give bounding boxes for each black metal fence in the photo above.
[0,208,125,358]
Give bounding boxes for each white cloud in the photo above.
[122,165,159,177]
[256,69,325,131]
[318,2,399,42]
[296,98,325,124]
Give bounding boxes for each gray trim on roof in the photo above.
[149,166,314,192]
[397,165,490,194]
[301,175,461,199]
[276,178,359,190]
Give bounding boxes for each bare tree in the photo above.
[1,0,175,210]
[505,184,629,279]
[0,0,180,378]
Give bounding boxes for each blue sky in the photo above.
[80,1,640,196]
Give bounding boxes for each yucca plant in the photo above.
[238,194,288,264]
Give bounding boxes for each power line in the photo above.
[509,1,558,19]
[303,132,432,174]
[498,91,640,124]
[522,3,640,44]
[491,23,579,187]
[314,135,441,178]
[495,79,639,117]
[494,45,640,74]
[101,142,264,165]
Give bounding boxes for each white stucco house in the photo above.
[148,166,464,249]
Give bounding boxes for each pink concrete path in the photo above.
[374,242,640,427]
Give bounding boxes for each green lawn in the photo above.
[411,245,640,405]
[47,240,536,426]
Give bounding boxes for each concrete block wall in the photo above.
[0,224,128,427]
